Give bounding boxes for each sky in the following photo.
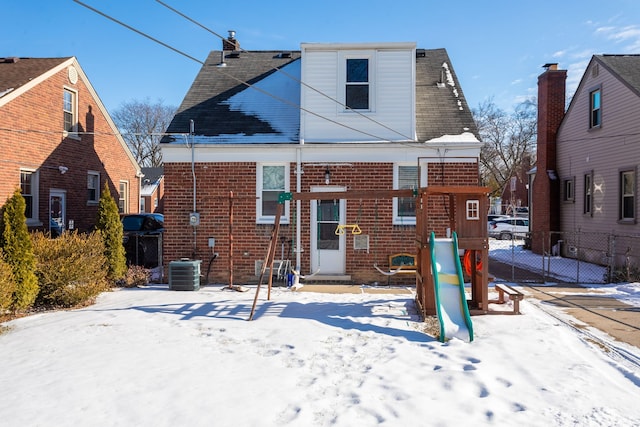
[3,0,640,116]
[1,240,639,426]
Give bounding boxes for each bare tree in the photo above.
[473,97,537,198]
[112,99,176,168]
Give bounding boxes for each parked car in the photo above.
[121,213,164,267]
[488,217,529,240]
[487,214,509,232]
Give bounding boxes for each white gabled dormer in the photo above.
[300,42,416,144]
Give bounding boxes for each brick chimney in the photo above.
[222,30,240,51]
[531,63,566,254]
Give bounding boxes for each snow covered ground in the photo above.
[1,240,639,426]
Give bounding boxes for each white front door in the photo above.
[49,190,66,237]
[311,186,346,274]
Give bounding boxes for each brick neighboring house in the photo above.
[532,55,640,268]
[140,167,164,214]
[0,57,141,235]
[161,37,481,284]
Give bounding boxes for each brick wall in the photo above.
[532,66,566,254]
[163,161,478,284]
[0,62,139,233]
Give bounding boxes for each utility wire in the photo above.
[73,0,416,144]
[72,0,204,65]
[154,0,416,142]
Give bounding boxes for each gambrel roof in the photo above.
[162,47,478,144]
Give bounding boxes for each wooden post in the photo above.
[249,203,282,320]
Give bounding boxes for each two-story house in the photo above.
[161,36,481,284]
[532,55,640,271]
[0,57,141,235]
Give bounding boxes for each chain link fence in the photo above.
[489,230,640,284]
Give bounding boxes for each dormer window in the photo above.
[345,58,369,110]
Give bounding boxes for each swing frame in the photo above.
[249,185,493,321]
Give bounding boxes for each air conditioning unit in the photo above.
[169,259,202,291]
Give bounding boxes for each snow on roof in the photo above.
[216,59,301,143]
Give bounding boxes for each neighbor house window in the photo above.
[393,164,418,225]
[257,163,289,224]
[119,181,129,214]
[20,169,39,223]
[563,178,574,202]
[590,88,601,128]
[584,171,593,216]
[619,169,635,222]
[87,172,100,204]
[63,88,77,134]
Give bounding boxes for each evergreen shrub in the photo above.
[0,251,16,313]
[32,231,109,308]
[95,182,126,281]
[0,188,39,311]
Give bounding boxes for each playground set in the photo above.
[247,185,521,342]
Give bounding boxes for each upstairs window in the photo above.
[87,172,100,204]
[63,88,77,133]
[257,163,289,224]
[590,88,601,128]
[345,58,369,110]
[619,169,635,222]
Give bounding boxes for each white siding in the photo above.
[558,61,640,235]
[301,44,415,143]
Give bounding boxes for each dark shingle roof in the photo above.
[0,57,71,98]
[596,54,640,95]
[141,167,164,183]
[164,51,301,141]
[415,48,478,141]
[163,47,478,143]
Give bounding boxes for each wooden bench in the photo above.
[494,283,524,314]
[384,253,416,284]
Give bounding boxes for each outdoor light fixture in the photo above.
[325,167,331,185]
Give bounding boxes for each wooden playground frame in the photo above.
[248,185,492,321]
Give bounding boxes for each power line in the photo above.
[73,0,416,144]
[72,0,204,65]
[154,0,415,142]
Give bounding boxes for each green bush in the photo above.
[0,188,39,311]
[32,231,109,308]
[95,182,127,281]
[0,250,16,313]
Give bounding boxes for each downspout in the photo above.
[191,119,197,258]
[296,145,302,271]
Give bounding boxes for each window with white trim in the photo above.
[393,164,418,225]
[346,58,369,110]
[20,169,39,224]
[257,163,289,224]
[119,181,129,214]
[87,171,100,204]
[619,169,635,222]
[63,87,78,134]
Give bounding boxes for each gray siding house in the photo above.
[533,55,640,272]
